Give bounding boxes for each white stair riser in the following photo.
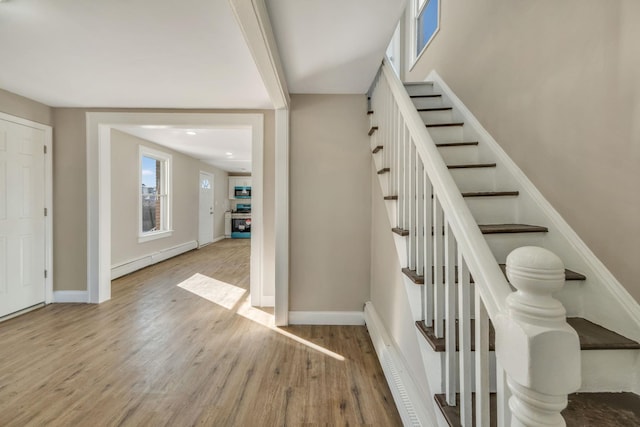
[579,349,640,393]
[437,145,480,165]
[411,97,445,110]
[419,109,453,124]
[465,197,518,224]
[426,126,464,143]
[449,168,497,193]
[405,83,436,96]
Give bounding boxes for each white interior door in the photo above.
[198,171,214,247]
[0,118,46,318]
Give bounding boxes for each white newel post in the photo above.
[495,247,581,427]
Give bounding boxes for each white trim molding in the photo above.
[111,240,197,280]
[86,112,265,307]
[53,291,89,303]
[364,302,435,427]
[229,0,290,109]
[274,108,289,324]
[288,311,365,326]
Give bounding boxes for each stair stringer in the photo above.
[368,164,446,427]
[426,70,640,344]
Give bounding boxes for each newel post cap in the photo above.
[496,246,581,395]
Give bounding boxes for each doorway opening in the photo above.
[87,112,270,308]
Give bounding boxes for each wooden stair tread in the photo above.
[417,107,453,112]
[435,392,640,427]
[425,224,548,235]
[415,317,640,353]
[391,228,409,236]
[567,318,640,350]
[410,94,442,98]
[416,319,496,352]
[479,223,548,234]
[368,126,378,136]
[436,141,479,147]
[564,392,640,426]
[426,122,464,127]
[402,265,585,285]
[448,163,496,169]
[434,392,496,427]
[372,145,383,154]
[498,264,586,281]
[462,191,519,197]
[377,167,390,174]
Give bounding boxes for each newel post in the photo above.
[495,247,581,427]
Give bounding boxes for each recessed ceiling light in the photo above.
[225,152,233,156]
[186,131,197,135]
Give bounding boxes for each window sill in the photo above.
[138,230,173,243]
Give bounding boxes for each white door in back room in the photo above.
[0,118,46,318]
[198,171,214,247]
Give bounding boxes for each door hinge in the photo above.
[44,145,47,154]
[44,207,48,216]
[44,270,48,279]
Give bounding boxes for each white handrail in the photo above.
[379,58,511,319]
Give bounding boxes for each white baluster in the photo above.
[475,291,490,427]
[433,194,444,338]
[423,181,434,327]
[444,220,457,405]
[458,254,472,425]
[495,246,581,427]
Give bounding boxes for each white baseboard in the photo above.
[288,310,365,325]
[53,290,89,303]
[364,301,435,427]
[111,240,198,280]
[212,235,225,243]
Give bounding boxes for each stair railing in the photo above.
[369,58,581,426]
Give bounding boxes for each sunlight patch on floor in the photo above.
[177,273,345,361]
[177,273,246,310]
[236,298,345,361]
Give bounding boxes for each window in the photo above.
[139,146,172,242]
[415,0,440,60]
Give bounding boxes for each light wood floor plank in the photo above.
[0,239,401,426]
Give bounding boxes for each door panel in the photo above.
[0,119,45,318]
[198,172,214,246]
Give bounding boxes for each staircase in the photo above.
[365,60,640,426]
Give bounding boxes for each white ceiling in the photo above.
[266,0,405,94]
[0,0,272,108]
[0,0,403,169]
[113,125,252,173]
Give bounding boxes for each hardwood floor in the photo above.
[0,239,401,426]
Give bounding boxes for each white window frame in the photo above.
[410,0,441,69]
[138,146,172,243]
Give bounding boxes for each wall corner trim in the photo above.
[364,301,435,427]
[288,311,364,325]
[53,291,89,303]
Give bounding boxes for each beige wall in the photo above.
[110,130,229,266]
[52,108,275,292]
[0,88,52,126]
[289,94,371,312]
[405,1,640,301]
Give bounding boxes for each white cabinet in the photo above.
[228,176,252,199]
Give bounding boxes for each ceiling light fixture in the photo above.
[225,152,233,156]
[186,131,196,135]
